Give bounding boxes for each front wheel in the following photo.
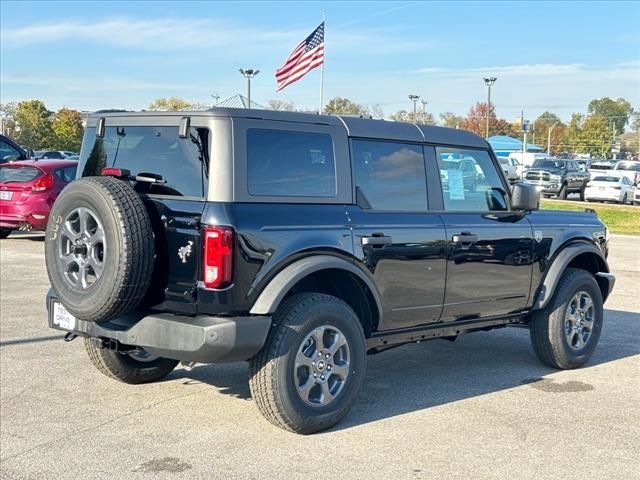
[530,268,603,369]
[249,293,366,434]
[621,194,628,205]
[0,229,11,239]
[557,184,568,200]
[85,338,179,384]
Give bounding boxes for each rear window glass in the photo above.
[80,126,209,197]
[592,176,620,182]
[0,166,43,183]
[247,129,336,197]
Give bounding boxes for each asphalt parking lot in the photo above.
[1,233,638,480]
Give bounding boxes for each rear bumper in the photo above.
[46,290,271,363]
[0,212,48,230]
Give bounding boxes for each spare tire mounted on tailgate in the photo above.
[45,176,154,322]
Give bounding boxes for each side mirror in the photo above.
[511,183,539,211]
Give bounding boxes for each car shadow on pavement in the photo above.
[172,308,639,430]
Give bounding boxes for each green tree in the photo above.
[587,97,632,133]
[15,100,54,149]
[147,97,193,111]
[390,109,435,124]
[439,112,464,129]
[324,97,367,115]
[52,108,83,151]
[580,116,613,157]
[562,114,584,154]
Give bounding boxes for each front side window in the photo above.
[247,129,336,197]
[80,126,209,197]
[436,147,508,212]
[352,140,427,212]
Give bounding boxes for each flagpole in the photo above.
[318,11,325,115]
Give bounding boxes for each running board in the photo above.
[366,314,527,352]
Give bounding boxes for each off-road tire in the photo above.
[85,338,178,384]
[579,185,586,201]
[530,268,603,369]
[249,293,366,434]
[45,176,154,322]
[0,228,10,239]
[557,183,568,200]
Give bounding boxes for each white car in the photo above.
[584,175,635,204]
[634,186,640,206]
[498,157,519,182]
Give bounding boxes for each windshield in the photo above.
[0,166,43,183]
[532,159,566,169]
[614,162,640,172]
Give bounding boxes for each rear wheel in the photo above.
[249,293,366,434]
[579,185,586,201]
[85,338,179,384]
[530,268,603,369]
[0,229,10,239]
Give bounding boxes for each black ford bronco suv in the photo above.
[45,109,614,434]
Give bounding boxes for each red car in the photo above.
[0,160,78,238]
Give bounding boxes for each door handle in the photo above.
[452,232,478,244]
[361,233,392,246]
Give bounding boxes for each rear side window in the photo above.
[80,126,209,197]
[352,140,427,212]
[0,166,43,183]
[54,165,78,182]
[247,129,336,197]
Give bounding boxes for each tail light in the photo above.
[31,174,54,192]
[202,226,234,289]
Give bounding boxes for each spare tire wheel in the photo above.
[45,176,155,322]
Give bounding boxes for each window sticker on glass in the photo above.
[447,169,465,200]
[309,149,326,164]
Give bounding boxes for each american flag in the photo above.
[276,22,324,91]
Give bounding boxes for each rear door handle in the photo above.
[452,233,478,244]
[361,233,392,246]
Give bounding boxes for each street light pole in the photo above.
[483,77,497,138]
[239,69,260,108]
[547,122,558,154]
[408,94,420,122]
[211,94,220,107]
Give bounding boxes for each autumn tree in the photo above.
[439,112,464,129]
[461,102,516,137]
[532,111,565,154]
[15,100,54,148]
[147,97,194,111]
[580,116,614,157]
[267,100,296,111]
[587,97,632,133]
[52,107,83,151]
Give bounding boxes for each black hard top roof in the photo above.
[90,108,488,149]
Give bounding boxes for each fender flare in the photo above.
[249,255,383,319]
[533,242,612,310]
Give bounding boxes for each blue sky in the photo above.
[1,1,639,122]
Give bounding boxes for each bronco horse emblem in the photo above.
[178,240,194,263]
